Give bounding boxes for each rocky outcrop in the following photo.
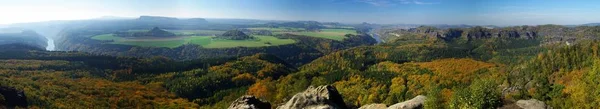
[358,103,387,109]
[0,86,27,108]
[516,99,546,109]
[436,28,463,41]
[388,95,427,109]
[466,26,493,40]
[228,95,271,109]
[277,85,347,109]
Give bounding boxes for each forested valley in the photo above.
[1,16,600,109]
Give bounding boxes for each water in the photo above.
[368,29,384,43]
[46,38,55,51]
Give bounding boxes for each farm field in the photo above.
[126,29,226,36]
[246,27,305,32]
[168,30,225,36]
[274,29,357,41]
[91,34,295,48]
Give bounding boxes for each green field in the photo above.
[275,29,357,41]
[91,34,124,41]
[124,29,225,36]
[247,27,305,32]
[169,30,225,36]
[91,34,295,48]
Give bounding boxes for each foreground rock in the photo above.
[228,95,271,109]
[277,85,347,109]
[516,99,546,109]
[358,103,387,109]
[387,95,427,109]
[0,86,27,108]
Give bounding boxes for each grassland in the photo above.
[274,29,357,41]
[169,30,225,36]
[247,27,305,32]
[125,29,225,36]
[91,34,295,48]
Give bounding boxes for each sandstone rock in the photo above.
[516,99,546,109]
[277,85,347,109]
[0,86,27,108]
[228,95,271,109]
[387,95,427,109]
[359,103,387,109]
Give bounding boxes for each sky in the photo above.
[1,0,600,25]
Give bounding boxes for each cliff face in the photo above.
[379,25,596,44]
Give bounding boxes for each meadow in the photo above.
[246,27,305,32]
[273,29,357,41]
[91,34,296,48]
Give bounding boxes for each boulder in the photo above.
[0,86,27,108]
[359,104,387,109]
[277,85,347,109]
[228,95,271,109]
[516,99,546,109]
[387,95,427,109]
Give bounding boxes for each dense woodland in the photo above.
[2,18,600,108]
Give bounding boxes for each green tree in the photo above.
[424,85,444,109]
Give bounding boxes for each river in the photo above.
[46,37,55,51]
[368,28,384,43]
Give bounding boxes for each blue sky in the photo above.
[1,0,600,25]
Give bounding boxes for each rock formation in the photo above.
[388,95,427,109]
[277,85,347,109]
[0,86,27,108]
[516,99,547,109]
[228,95,271,109]
[358,103,387,109]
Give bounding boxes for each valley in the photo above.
[1,16,600,109]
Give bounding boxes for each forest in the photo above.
[1,16,600,109]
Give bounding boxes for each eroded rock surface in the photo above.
[516,99,546,109]
[387,95,427,109]
[228,95,271,109]
[277,85,347,109]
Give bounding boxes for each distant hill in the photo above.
[0,30,47,50]
[581,23,600,26]
[137,16,208,24]
[0,43,45,52]
[146,27,176,37]
[204,18,284,25]
[218,30,252,40]
[114,27,176,37]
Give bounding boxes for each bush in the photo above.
[449,79,502,109]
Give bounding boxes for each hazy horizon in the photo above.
[2,0,600,25]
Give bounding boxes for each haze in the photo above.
[2,0,600,25]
